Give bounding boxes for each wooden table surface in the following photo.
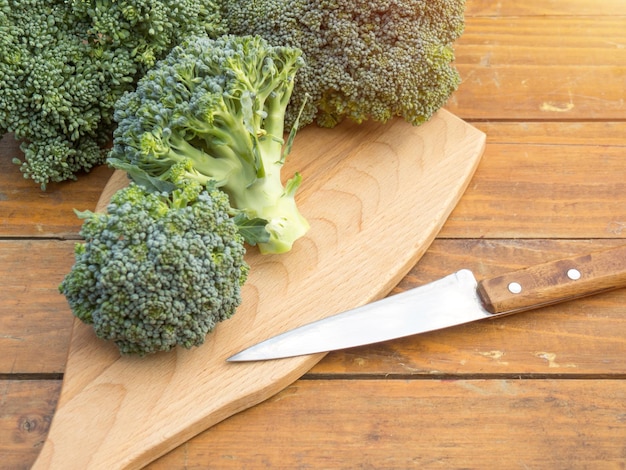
[2,1,626,468]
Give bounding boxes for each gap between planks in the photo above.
[301,372,626,381]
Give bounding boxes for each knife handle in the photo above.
[477,245,626,315]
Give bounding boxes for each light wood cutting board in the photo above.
[33,109,485,469]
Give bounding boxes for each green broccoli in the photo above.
[108,34,309,255]
[221,0,465,128]
[68,0,226,69]
[59,181,249,356]
[0,0,225,189]
[1,1,110,187]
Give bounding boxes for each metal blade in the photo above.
[228,269,491,362]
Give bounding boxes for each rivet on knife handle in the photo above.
[477,245,626,315]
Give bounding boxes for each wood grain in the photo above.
[474,121,626,147]
[6,377,626,469]
[440,141,626,239]
[0,241,75,374]
[449,16,626,120]
[0,381,61,470]
[3,122,625,240]
[32,111,484,469]
[149,379,626,469]
[3,239,626,379]
[466,0,626,16]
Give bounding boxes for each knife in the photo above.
[228,245,626,362]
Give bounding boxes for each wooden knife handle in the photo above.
[477,245,626,314]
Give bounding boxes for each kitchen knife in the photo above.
[228,245,626,362]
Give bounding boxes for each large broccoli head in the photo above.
[59,181,249,356]
[0,0,225,189]
[221,0,465,128]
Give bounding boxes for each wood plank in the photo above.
[6,127,626,240]
[0,380,61,470]
[313,239,626,376]
[4,121,626,243]
[5,239,624,377]
[473,121,626,147]
[149,379,626,469]
[466,0,626,16]
[5,378,626,469]
[0,135,114,238]
[450,64,626,120]
[459,17,626,67]
[449,17,626,120]
[440,140,626,239]
[0,241,75,374]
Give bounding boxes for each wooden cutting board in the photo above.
[33,109,485,469]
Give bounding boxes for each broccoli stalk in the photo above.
[109,35,309,254]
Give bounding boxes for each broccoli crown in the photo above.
[69,0,226,68]
[59,181,249,356]
[0,0,111,187]
[221,0,465,128]
[109,34,310,254]
[0,0,225,189]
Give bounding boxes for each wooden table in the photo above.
[2,1,625,468]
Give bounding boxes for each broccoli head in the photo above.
[59,181,249,356]
[109,34,310,255]
[68,0,226,68]
[221,0,465,128]
[0,0,225,189]
[1,0,112,187]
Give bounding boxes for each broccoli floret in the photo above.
[1,1,111,187]
[69,0,226,68]
[0,0,225,189]
[221,0,465,128]
[108,34,309,255]
[59,181,249,356]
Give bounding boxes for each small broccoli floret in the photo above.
[59,181,248,356]
[109,34,309,254]
[221,0,465,128]
[0,0,225,189]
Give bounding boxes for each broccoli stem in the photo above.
[169,101,308,254]
[233,76,309,254]
[232,136,309,254]
[196,76,308,254]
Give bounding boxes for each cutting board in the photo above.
[33,109,485,469]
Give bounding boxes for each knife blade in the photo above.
[227,245,626,362]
